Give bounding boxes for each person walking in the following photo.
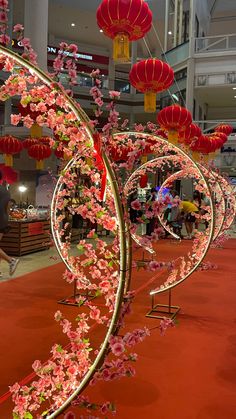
[0,171,19,277]
[180,199,199,239]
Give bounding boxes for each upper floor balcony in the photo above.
[195,34,236,56]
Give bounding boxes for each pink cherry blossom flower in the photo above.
[13,24,24,32]
[110,341,125,356]
[21,37,30,48]
[109,90,120,99]
[0,33,10,45]
[68,43,78,54]
[11,114,21,126]
[131,199,141,210]
[0,0,8,8]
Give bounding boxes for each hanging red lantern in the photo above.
[214,124,233,136]
[139,173,148,188]
[179,123,202,145]
[0,164,19,184]
[157,104,192,144]
[54,148,64,159]
[129,58,174,112]
[210,132,227,147]
[28,144,52,170]
[110,144,133,162]
[22,138,38,149]
[96,0,152,62]
[38,137,52,146]
[0,135,23,166]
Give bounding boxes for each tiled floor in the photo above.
[0,246,61,282]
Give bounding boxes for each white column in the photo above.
[178,0,183,45]
[173,0,179,48]
[24,0,48,71]
[186,57,195,114]
[164,0,169,51]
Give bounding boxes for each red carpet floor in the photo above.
[0,239,236,418]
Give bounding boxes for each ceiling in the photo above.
[13,0,166,58]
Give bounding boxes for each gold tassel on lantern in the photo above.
[192,151,200,161]
[141,155,148,164]
[168,130,178,145]
[36,160,44,170]
[4,154,13,167]
[113,33,130,62]
[30,123,42,138]
[203,154,210,163]
[144,91,156,113]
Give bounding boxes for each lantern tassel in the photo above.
[4,154,13,167]
[168,130,178,145]
[30,123,42,138]
[36,160,44,170]
[192,151,200,161]
[141,155,148,164]
[113,33,130,62]
[144,91,156,113]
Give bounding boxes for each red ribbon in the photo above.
[93,132,107,201]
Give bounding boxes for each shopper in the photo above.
[0,171,19,277]
[180,199,199,239]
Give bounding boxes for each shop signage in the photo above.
[28,222,44,236]
[12,39,109,65]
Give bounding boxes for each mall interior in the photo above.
[0,1,235,418]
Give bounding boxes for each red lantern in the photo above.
[210,132,227,147]
[139,173,148,188]
[0,135,23,166]
[214,124,233,136]
[110,144,132,161]
[179,123,201,145]
[22,138,38,149]
[96,0,152,62]
[129,58,174,112]
[0,164,19,184]
[28,144,52,170]
[54,148,64,159]
[157,104,192,144]
[38,137,52,146]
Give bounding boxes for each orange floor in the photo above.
[0,239,236,418]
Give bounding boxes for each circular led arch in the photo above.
[119,132,214,296]
[0,45,128,417]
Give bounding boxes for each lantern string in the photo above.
[151,23,187,108]
[142,37,153,58]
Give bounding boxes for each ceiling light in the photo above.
[71,23,75,27]
[234,95,236,98]
[233,87,236,90]
[100,29,103,33]
[168,31,172,35]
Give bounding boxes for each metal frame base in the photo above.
[58,279,96,307]
[146,290,180,320]
[58,292,96,307]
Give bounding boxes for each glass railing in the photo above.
[58,72,131,93]
[195,34,236,53]
[162,41,190,66]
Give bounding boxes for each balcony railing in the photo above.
[195,34,236,54]
[195,71,236,87]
